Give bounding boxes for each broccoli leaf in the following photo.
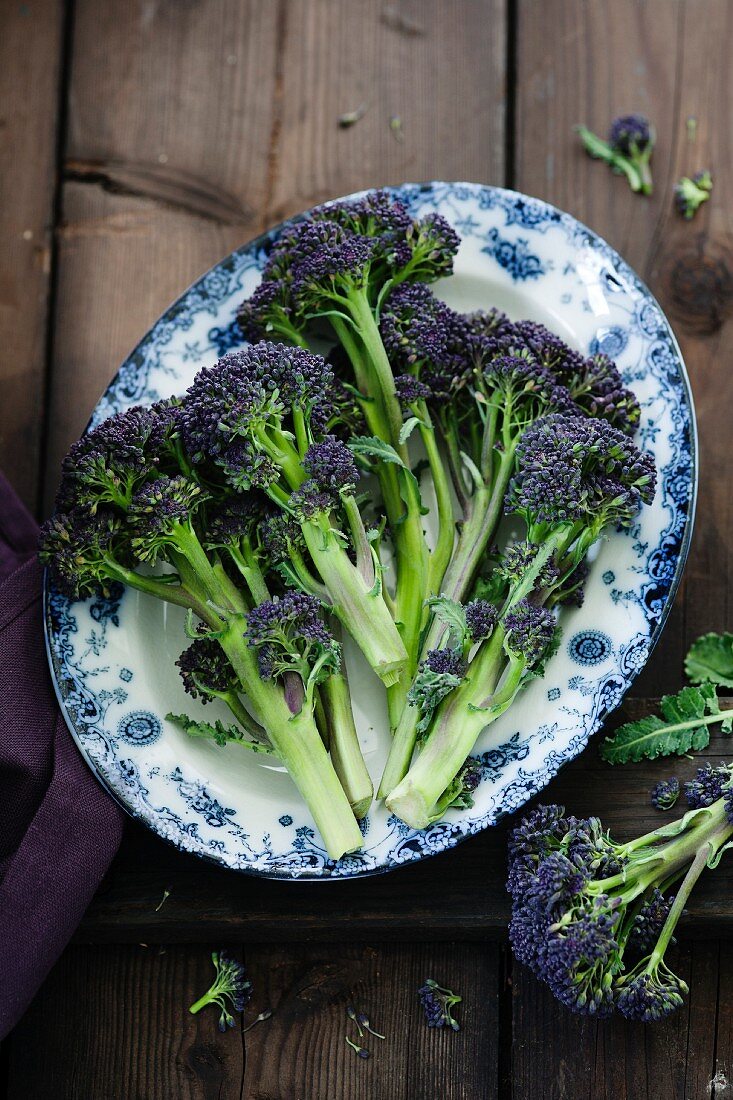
[348,435,428,517]
[685,632,733,689]
[600,681,732,764]
[428,595,468,646]
[398,416,423,445]
[166,712,272,753]
[408,660,465,736]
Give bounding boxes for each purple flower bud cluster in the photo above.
[289,479,336,521]
[39,508,126,599]
[609,114,652,154]
[379,283,469,401]
[650,777,680,811]
[684,764,731,809]
[627,889,675,955]
[418,979,461,1030]
[176,637,237,702]
[482,354,577,418]
[424,647,466,677]
[505,801,717,1021]
[178,342,331,485]
[498,541,560,593]
[464,599,498,642]
[239,190,460,342]
[503,599,555,667]
[245,591,336,681]
[128,475,206,562]
[465,315,639,435]
[394,373,432,407]
[204,495,261,548]
[303,436,360,494]
[507,413,656,529]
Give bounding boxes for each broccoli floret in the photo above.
[577,113,655,194]
[674,170,713,219]
[505,789,733,1020]
[178,341,406,687]
[189,951,253,1031]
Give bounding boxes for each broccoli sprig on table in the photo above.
[508,781,733,1020]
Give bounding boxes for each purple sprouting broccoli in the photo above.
[246,591,339,687]
[684,764,732,809]
[237,193,462,678]
[503,600,556,668]
[418,978,462,1030]
[674,170,713,219]
[506,791,733,1021]
[41,379,369,862]
[577,113,655,194]
[650,777,680,811]
[189,951,253,1031]
[179,341,406,689]
[464,599,498,642]
[384,414,656,829]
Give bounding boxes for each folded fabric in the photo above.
[0,473,125,1039]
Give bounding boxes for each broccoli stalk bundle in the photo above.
[178,342,407,688]
[237,192,461,677]
[40,400,366,860]
[377,289,641,796]
[385,414,656,828]
[508,782,733,1020]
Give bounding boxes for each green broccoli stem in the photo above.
[433,445,517,619]
[377,449,516,798]
[385,654,525,828]
[345,288,408,458]
[419,413,456,596]
[321,668,373,819]
[301,516,407,687]
[216,620,364,859]
[331,313,430,668]
[338,290,434,662]
[383,527,570,816]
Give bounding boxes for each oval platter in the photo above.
[44,182,697,879]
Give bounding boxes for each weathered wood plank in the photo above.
[74,709,733,941]
[6,942,500,1100]
[0,0,65,511]
[511,941,721,1100]
[6,945,246,1100]
[243,942,500,1100]
[515,0,733,696]
[266,0,506,224]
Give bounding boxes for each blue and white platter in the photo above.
[44,182,697,879]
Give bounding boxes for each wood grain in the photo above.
[6,945,246,1100]
[515,0,733,696]
[75,708,733,942]
[0,0,65,511]
[6,942,501,1100]
[243,942,500,1100]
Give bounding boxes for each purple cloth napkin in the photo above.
[0,473,125,1038]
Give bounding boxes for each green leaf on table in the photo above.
[600,680,732,764]
[166,712,271,753]
[685,632,733,689]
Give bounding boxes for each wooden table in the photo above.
[1,1,732,1096]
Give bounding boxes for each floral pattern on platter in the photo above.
[43,182,696,880]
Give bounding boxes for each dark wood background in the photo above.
[1,1,732,1096]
